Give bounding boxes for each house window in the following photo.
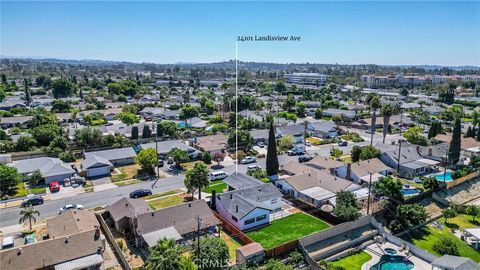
[256,215,267,222]
[232,215,238,222]
[244,218,255,225]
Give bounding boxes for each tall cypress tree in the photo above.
[131,126,139,139]
[266,122,279,176]
[142,125,151,138]
[448,118,462,165]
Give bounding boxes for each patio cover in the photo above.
[300,186,335,202]
[54,253,103,270]
[142,227,182,248]
[417,158,440,166]
[359,173,384,183]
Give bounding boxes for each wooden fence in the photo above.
[96,213,132,270]
[446,171,480,189]
[264,240,299,258]
[213,212,253,246]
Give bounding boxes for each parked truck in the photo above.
[287,144,306,156]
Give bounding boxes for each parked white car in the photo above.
[210,171,229,181]
[59,204,84,213]
[240,156,256,164]
[247,165,261,172]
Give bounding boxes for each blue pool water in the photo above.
[370,255,414,270]
[384,248,397,256]
[400,189,421,196]
[435,172,453,182]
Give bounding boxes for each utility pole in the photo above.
[196,215,202,265]
[367,172,373,215]
[396,140,404,174]
[152,122,160,188]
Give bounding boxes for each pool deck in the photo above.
[362,242,431,270]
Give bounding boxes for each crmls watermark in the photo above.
[193,258,229,268]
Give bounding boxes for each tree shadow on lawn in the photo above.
[403,227,432,242]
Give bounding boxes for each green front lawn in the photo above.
[148,195,184,210]
[2,183,29,200]
[114,179,142,187]
[29,187,46,195]
[111,164,140,182]
[203,181,227,194]
[330,251,372,270]
[403,225,480,262]
[246,213,330,250]
[143,189,183,200]
[220,229,242,263]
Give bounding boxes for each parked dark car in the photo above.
[21,196,44,207]
[338,141,348,146]
[158,159,164,167]
[130,189,152,199]
[298,155,313,163]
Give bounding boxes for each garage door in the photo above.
[45,173,75,184]
[87,166,111,178]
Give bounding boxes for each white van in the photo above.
[210,171,228,181]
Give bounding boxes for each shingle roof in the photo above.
[382,146,423,164]
[216,183,282,219]
[223,173,263,190]
[348,158,390,177]
[306,156,343,170]
[81,154,112,169]
[107,197,151,222]
[0,229,104,270]
[140,140,198,155]
[47,209,100,238]
[8,157,74,177]
[283,170,356,193]
[432,255,480,270]
[281,160,318,175]
[84,147,136,161]
[135,200,220,236]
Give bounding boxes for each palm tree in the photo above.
[184,162,210,200]
[19,205,40,230]
[146,238,183,270]
[381,104,395,143]
[179,256,197,270]
[367,95,381,146]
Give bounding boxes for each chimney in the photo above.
[416,145,420,152]
[346,163,351,180]
[230,193,233,199]
[151,212,155,216]
[65,236,70,243]
[17,248,23,255]
[428,148,432,156]
[125,203,129,207]
[329,168,334,175]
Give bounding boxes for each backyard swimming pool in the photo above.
[384,248,397,256]
[400,189,421,196]
[435,172,453,182]
[370,255,414,270]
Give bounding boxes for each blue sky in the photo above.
[1,1,479,66]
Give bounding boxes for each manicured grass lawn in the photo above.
[143,189,183,200]
[114,179,142,187]
[444,214,479,230]
[220,229,242,262]
[246,213,330,250]
[398,178,424,190]
[7,183,28,199]
[203,181,227,194]
[111,164,140,182]
[403,225,480,262]
[330,251,372,270]
[29,187,46,195]
[306,137,322,145]
[148,195,184,210]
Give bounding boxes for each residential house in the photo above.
[0,116,33,128]
[82,147,136,178]
[238,110,263,122]
[140,140,201,159]
[379,146,439,178]
[0,210,106,270]
[275,170,361,207]
[193,134,228,154]
[308,121,337,138]
[434,134,480,151]
[417,143,449,162]
[8,157,75,184]
[424,105,444,116]
[305,156,343,173]
[106,197,151,232]
[281,160,318,176]
[322,108,356,120]
[250,129,269,144]
[336,158,391,184]
[0,98,26,110]
[276,124,308,143]
[162,109,181,120]
[139,107,165,120]
[214,183,283,231]
[223,172,264,191]
[431,255,480,270]
[132,200,220,249]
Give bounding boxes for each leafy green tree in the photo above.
[74,127,104,148]
[27,170,43,185]
[0,165,22,196]
[15,136,37,151]
[428,122,443,139]
[202,152,212,164]
[400,88,409,97]
[52,79,76,98]
[283,94,296,111]
[117,112,139,125]
[49,136,67,150]
[0,86,5,102]
[465,205,480,222]
[157,121,178,138]
[433,236,459,256]
[19,205,40,230]
[228,129,253,150]
[0,129,10,141]
[334,191,360,221]
[351,146,362,162]
[51,100,71,113]
[442,207,457,224]
[403,126,428,146]
[330,147,343,158]
[193,237,229,270]
[59,151,75,162]
[146,238,183,270]
[30,124,61,146]
[266,123,279,176]
[180,105,199,121]
[136,148,158,172]
[448,118,462,165]
[180,256,197,270]
[24,78,31,105]
[373,176,403,202]
[142,125,152,138]
[263,259,293,270]
[184,162,210,200]
[381,104,395,143]
[278,135,294,151]
[359,145,380,161]
[167,147,189,167]
[422,177,439,191]
[131,126,139,139]
[314,108,323,119]
[389,204,427,232]
[296,102,306,117]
